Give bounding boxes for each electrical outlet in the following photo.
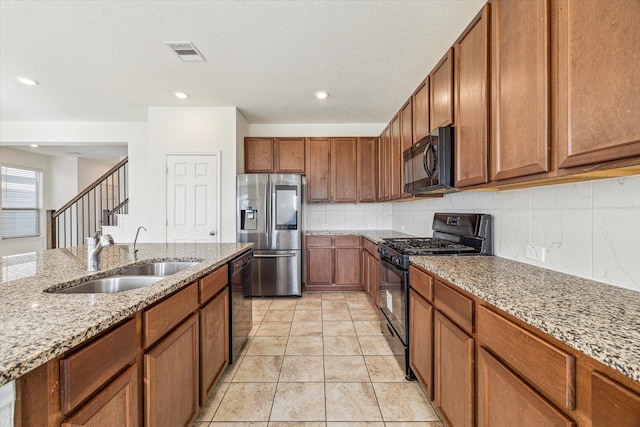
[368,224,376,229]
[321,224,329,229]
[525,244,546,262]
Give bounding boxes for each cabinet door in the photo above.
[371,256,379,309]
[591,371,640,427]
[382,127,392,201]
[245,138,274,173]
[275,138,305,173]
[390,115,402,200]
[409,289,434,400]
[556,0,640,169]
[200,287,229,406]
[331,137,358,202]
[334,247,362,287]
[430,49,454,131]
[455,5,490,188]
[491,0,550,180]
[400,100,414,198]
[377,135,385,201]
[306,247,333,287]
[413,78,430,143]
[477,348,575,427]
[145,314,199,427]
[358,137,377,203]
[434,311,474,427]
[62,365,138,427]
[362,249,371,298]
[306,138,331,202]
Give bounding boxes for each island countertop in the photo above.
[0,242,252,386]
[410,255,640,383]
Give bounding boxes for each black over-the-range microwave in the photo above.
[403,126,455,195]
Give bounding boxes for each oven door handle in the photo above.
[380,258,407,275]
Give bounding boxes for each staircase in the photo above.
[46,158,128,249]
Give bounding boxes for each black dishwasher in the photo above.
[228,249,253,364]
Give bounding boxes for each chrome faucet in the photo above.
[131,226,147,260]
[87,232,115,271]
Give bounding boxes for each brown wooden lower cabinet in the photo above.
[409,288,434,400]
[61,364,138,427]
[434,310,474,427]
[361,240,379,307]
[591,371,640,427]
[199,287,229,406]
[144,314,199,427]
[477,347,575,427]
[305,235,362,291]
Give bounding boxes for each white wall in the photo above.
[49,156,78,209]
[248,123,385,137]
[77,158,117,190]
[392,175,640,292]
[0,147,51,256]
[236,111,249,173]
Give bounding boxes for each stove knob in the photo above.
[379,248,387,256]
[392,255,402,266]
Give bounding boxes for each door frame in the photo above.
[164,152,221,243]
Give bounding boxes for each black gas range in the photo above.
[378,213,492,379]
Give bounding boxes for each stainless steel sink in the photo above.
[118,261,200,276]
[54,276,163,294]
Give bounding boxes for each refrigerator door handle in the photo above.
[254,253,297,258]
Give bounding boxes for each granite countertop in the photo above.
[0,242,252,386]
[305,229,416,242]
[410,256,640,383]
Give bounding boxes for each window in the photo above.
[1,166,43,239]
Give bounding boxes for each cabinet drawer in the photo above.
[60,318,137,414]
[433,280,473,333]
[144,282,198,349]
[363,238,379,256]
[306,236,333,247]
[199,265,228,303]
[334,235,361,247]
[409,265,433,301]
[477,305,576,410]
[591,371,640,427]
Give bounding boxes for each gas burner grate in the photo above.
[382,238,476,255]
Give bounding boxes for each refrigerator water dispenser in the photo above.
[240,209,257,230]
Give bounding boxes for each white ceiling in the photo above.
[6,144,128,162]
[0,0,485,125]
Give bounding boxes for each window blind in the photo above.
[1,166,42,239]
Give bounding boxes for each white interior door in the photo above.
[166,154,220,243]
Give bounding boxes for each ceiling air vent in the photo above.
[165,42,206,62]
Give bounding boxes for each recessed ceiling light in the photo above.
[29,144,39,148]
[175,92,189,100]
[17,77,39,86]
[315,91,329,100]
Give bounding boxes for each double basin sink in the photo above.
[52,261,200,294]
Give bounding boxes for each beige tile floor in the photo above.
[195,291,443,427]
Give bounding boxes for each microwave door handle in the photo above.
[423,141,436,179]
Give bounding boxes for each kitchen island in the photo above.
[0,242,252,386]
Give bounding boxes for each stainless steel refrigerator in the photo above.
[236,174,302,296]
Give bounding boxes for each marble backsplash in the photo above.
[392,175,640,292]
[304,202,393,231]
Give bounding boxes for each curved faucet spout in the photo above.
[132,226,148,260]
[88,234,114,271]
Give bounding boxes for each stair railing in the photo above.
[46,157,128,249]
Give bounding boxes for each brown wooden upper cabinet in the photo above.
[244,137,305,173]
[454,4,490,188]
[390,114,402,200]
[400,99,414,198]
[413,78,430,143]
[377,134,386,201]
[306,137,331,202]
[382,126,392,201]
[331,137,358,203]
[244,137,273,172]
[555,0,640,171]
[306,137,359,203]
[430,49,454,131]
[491,0,550,181]
[358,137,378,203]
